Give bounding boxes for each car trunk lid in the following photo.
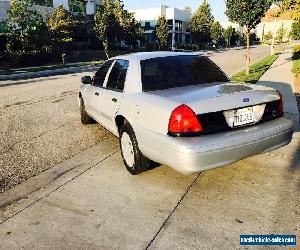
[149,82,279,114]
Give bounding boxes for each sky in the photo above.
[123,0,228,22]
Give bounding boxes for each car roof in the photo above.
[111,51,205,62]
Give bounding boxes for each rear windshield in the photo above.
[140,55,229,91]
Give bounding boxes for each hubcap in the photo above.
[121,132,134,168]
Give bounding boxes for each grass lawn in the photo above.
[231,54,279,84]
[292,54,300,76]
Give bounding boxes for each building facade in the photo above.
[132,5,192,49]
[0,0,100,22]
[0,1,10,22]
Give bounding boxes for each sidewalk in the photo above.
[0,63,100,81]
[257,51,300,130]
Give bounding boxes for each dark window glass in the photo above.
[93,60,113,86]
[140,55,229,91]
[106,60,129,91]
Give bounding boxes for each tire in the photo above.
[119,122,152,175]
[80,97,93,124]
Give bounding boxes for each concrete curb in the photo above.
[0,65,99,81]
[0,141,119,211]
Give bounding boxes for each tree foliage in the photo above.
[156,16,169,49]
[190,0,214,44]
[210,21,224,45]
[5,0,48,53]
[291,21,300,39]
[115,1,143,47]
[47,6,76,50]
[184,6,192,14]
[225,0,272,74]
[277,23,287,42]
[223,26,233,46]
[94,0,142,58]
[264,31,273,41]
[276,0,300,21]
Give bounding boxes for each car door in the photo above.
[96,59,129,134]
[84,60,114,121]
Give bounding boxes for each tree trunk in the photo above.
[104,35,109,59]
[246,31,250,76]
[103,41,109,59]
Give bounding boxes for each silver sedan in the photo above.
[79,52,294,175]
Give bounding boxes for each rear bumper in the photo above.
[134,117,294,174]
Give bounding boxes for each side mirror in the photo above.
[81,76,92,85]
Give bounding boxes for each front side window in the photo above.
[93,60,114,87]
[140,55,229,91]
[106,60,129,91]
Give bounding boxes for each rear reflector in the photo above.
[168,104,203,136]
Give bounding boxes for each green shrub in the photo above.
[292,45,300,57]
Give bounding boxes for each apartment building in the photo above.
[132,5,192,49]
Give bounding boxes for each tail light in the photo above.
[168,104,204,136]
[276,90,284,115]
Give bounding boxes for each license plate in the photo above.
[233,107,254,127]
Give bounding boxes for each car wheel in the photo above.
[119,123,152,175]
[80,97,93,124]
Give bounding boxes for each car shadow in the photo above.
[255,80,300,234]
[257,80,300,130]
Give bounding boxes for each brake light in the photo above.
[276,90,284,114]
[168,104,203,135]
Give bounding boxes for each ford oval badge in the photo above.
[243,98,250,103]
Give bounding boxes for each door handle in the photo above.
[95,92,99,96]
[112,98,118,103]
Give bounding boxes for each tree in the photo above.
[69,0,86,14]
[5,0,47,54]
[291,21,300,39]
[33,0,53,6]
[277,23,287,42]
[95,0,142,58]
[275,0,300,21]
[211,21,224,46]
[223,26,233,46]
[114,1,143,48]
[47,6,76,51]
[156,16,169,49]
[226,0,272,75]
[264,31,273,42]
[184,6,192,14]
[190,0,214,45]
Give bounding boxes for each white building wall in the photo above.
[173,7,191,22]
[53,0,69,10]
[85,0,95,15]
[0,0,10,21]
[255,20,293,41]
[220,21,243,33]
[133,7,162,21]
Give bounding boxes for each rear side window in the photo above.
[106,60,129,91]
[140,55,229,91]
[93,60,113,87]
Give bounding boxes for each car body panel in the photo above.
[133,117,293,174]
[80,52,294,174]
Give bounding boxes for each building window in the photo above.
[145,21,150,29]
